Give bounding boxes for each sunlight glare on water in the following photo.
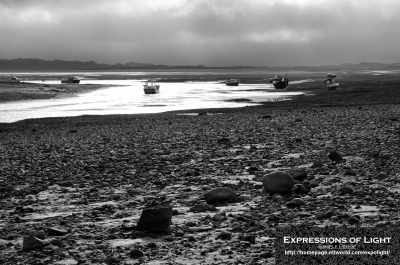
[0,79,304,123]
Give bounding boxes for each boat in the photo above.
[61,76,80,83]
[269,74,289,89]
[324,73,339,90]
[226,79,239,86]
[0,74,21,83]
[143,81,160,94]
[327,73,337,78]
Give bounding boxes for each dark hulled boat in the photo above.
[0,74,21,83]
[61,76,80,83]
[225,79,239,86]
[269,75,289,89]
[143,81,160,94]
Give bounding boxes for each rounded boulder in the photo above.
[204,187,236,204]
[262,172,295,195]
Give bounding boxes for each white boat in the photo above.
[143,81,160,94]
[0,74,21,83]
[324,73,339,90]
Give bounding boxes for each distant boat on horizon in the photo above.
[143,81,160,94]
[225,79,240,86]
[269,74,289,89]
[61,76,80,83]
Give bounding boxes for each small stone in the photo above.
[293,184,311,195]
[348,216,361,224]
[345,169,357,176]
[175,230,184,237]
[105,256,119,264]
[311,161,323,168]
[105,234,118,240]
[339,186,354,195]
[242,235,256,244]
[260,251,273,258]
[204,187,236,204]
[328,151,343,161]
[218,231,232,240]
[185,221,197,227]
[129,249,144,258]
[59,180,73,187]
[286,201,301,208]
[291,198,306,206]
[47,226,69,236]
[315,212,328,220]
[213,213,227,221]
[268,214,280,221]
[272,193,284,202]
[189,204,217,212]
[147,242,157,248]
[288,170,308,181]
[330,216,339,221]
[309,181,320,188]
[49,238,63,246]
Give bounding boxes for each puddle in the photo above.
[297,163,314,168]
[109,237,166,248]
[89,201,119,207]
[282,153,305,159]
[54,259,78,265]
[350,205,379,217]
[221,180,240,185]
[343,156,365,163]
[21,211,79,220]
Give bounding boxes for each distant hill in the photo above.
[1,58,400,70]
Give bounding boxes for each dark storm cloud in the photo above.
[0,0,399,66]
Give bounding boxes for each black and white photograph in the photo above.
[0,0,400,264]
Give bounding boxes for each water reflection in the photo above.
[0,80,304,123]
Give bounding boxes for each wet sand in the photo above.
[0,82,116,102]
[0,72,400,264]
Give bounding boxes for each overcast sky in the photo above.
[1,0,399,67]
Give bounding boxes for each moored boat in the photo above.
[143,81,160,94]
[226,79,239,86]
[61,76,80,83]
[324,73,339,90]
[269,75,289,89]
[0,74,21,83]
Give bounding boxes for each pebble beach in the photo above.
[1,72,400,264]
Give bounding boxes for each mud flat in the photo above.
[0,73,400,264]
[0,83,115,102]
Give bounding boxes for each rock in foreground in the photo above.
[262,172,295,195]
[204,187,236,204]
[136,204,173,233]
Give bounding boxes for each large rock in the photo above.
[22,236,46,251]
[204,187,236,204]
[262,172,295,195]
[136,204,173,233]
